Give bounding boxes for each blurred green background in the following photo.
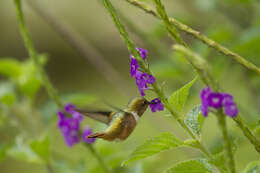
[1,0,260,172]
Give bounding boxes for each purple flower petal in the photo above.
[82,127,96,144]
[201,104,209,117]
[222,93,234,106]
[64,103,76,113]
[135,71,156,96]
[224,103,238,118]
[130,57,139,78]
[149,98,164,112]
[137,47,148,59]
[207,93,224,109]
[200,87,211,117]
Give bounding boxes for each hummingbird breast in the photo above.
[103,112,137,141]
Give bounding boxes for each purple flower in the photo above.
[130,57,139,78]
[150,98,164,112]
[200,87,238,118]
[57,104,84,147]
[135,71,155,96]
[207,93,224,109]
[137,47,148,59]
[222,93,238,117]
[82,127,96,144]
[64,103,83,121]
[200,87,211,117]
[224,103,238,118]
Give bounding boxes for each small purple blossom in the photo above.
[82,127,96,144]
[200,87,238,118]
[200,87,211,117]
[137,47,148,59]
[207,93,224,109]
[135,71,155,96]
[222,93,238,117]
[57,104,84,147]
[150,98,164,112]
[130,57,139,78]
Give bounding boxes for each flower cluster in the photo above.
[57,104,96,147]
[130,48,164,112]
[130,48,155,96]
[200,87,238,118]
[149,98,164,112]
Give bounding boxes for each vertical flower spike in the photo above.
[200,87,238,118]
[129,47,155,96]
[150,98,164,112]
[57,104,84,147]
[82,127,96,144]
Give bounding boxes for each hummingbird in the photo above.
[77,97,150,142]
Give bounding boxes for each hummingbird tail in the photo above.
[87,132,105,139]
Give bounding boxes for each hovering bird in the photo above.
[77,97,150,142]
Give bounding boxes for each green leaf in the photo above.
[18,60,42,97]
[243,161,260,173]
[122,132,183,166]
[0,82,17,106]
[7,137,43,164]
[0,58,22,78]
[168,77,197,113]
[184,105,205,138]
[30,135,50,162]
[209,152,228,173]
[164,159,215,173]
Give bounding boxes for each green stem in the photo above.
[125,0,260,76]
[234,116,260,153]
[86,144,111,173]
[217,112,236,173]
[102,0,213,164]
[13,0,62,108]
[14,1,111,172]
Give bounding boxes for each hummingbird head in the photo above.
[127,97,150,116]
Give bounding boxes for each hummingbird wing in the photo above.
[76,109,115,124]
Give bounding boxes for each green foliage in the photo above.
[122,132,183,166]
[209,152,228,173]
[18,60,42,97]
[243,161,260,173]
[164,159,215,173]
[168,77,197,113]
[184,105,205,138]
[29,135,51,162]
[0,58,22,78]
[6,135,50,164]
[0,82,17,106]
[0,56,47,98]
[7,137,43,164]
